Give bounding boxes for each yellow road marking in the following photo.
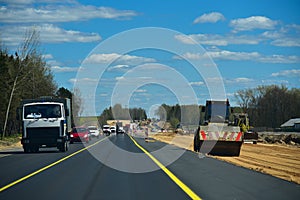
[129,135,202,200]
[0,137,107,192]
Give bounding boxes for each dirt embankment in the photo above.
[152,132,300,184]
[0,139,22,151]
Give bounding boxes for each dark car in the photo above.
[70,127,90,144]
[117,127,125,134]
[102,125,111,136]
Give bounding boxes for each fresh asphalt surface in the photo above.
[0,134,299,200]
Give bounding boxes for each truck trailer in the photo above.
[18,97,72,153]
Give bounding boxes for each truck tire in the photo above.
[30,145,39,153]
[60,141,68,152]
[23,145,30,153]
[194,133,200,152]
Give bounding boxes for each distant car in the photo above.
[110,126,116,134]
[70,127,90,144]
[88,126,100,138]
[103,125,111,136]
[117,127,125,134]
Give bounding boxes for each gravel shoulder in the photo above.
[151,132,300,184]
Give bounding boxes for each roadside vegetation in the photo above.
[0,30,82,140]
[0,133,21,147]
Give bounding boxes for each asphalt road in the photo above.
[0,134,299,200]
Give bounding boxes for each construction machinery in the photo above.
[194,100,243,156]
[233,113,258,144]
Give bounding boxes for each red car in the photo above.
[70,127,90,144]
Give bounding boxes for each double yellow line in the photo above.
[0,137,107,192]
[129,135,201,200]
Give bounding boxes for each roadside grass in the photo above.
[0,134,21,147]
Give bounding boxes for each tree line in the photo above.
[0,30,81,138]
[235,85,300,128]
[155,104,200,128]
[97,104,147,126]
[156,85,300,129]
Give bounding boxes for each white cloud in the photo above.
[107,64,130,71]
[174,50,300,64]
[69,78,98,84]
[175,33,261,46]
[175,51,260,61]
[189,81,204,86]
[261,25,300,47]
[208,50,260,61]
[135,89,147,93]
[0,0,63,4]
[174,35,197,45]
[175,26,300,47]
[271,69,300,77]
[51,66,79,73]
[193,12,225,24]
[0,5,138,23]
[261,30,283,39]
[99,93,108,97]
[0,24,101,46]
[230,16,278,32]
[115,76,125,81]
[42,53,53,59]
[259,55,300,63]
[173,52,204,60]
[229,78,254,83]
[85,53,156,65]
[261,79,289,85]
[271,37,300,47]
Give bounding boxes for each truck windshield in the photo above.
[24,104,62,119]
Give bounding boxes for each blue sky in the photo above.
[1,0,299,116]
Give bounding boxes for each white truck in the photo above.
[19,97,72,153]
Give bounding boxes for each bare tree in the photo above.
[2,29,40,139]
[72,87,84,126]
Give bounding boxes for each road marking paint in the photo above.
[129,135,202,200]
[0,137,107,193]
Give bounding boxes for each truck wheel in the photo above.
[194,134,200,152]
[60,141,68,152]
[31,145,39,153]
[23,145,30,153]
